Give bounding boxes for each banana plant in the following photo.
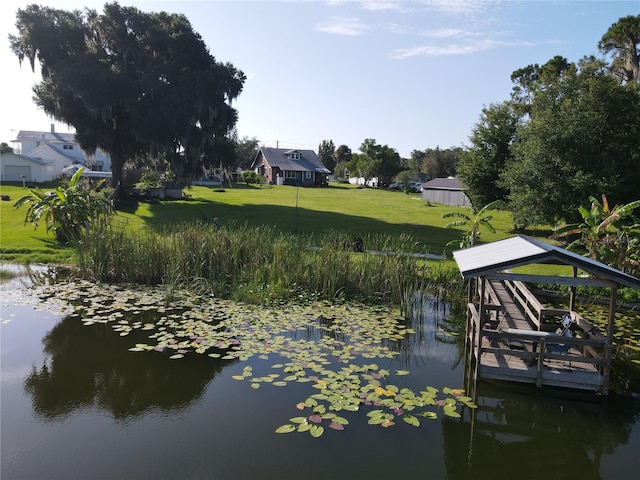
[552,194,640,271]
[443,199,502,249]
[13,167,113,244]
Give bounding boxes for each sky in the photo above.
[1,0,637,158]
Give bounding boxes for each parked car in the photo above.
[388,181,422,192]
[409,182,423,192]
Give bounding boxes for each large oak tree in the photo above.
[10,3,245,191]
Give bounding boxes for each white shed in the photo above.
[421,177,471,207]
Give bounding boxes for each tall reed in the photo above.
[75,221,458,305]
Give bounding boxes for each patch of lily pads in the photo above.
[577,304,640,366]
[30,279,477,436]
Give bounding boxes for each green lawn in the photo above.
[0,182,77,263]
[1,181,551,264]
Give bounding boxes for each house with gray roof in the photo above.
[251,147,330,187]
[421,176,471,207]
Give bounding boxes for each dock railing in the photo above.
[467,293,610,390]
[503,279,568,330]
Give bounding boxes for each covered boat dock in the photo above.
[453,235,640,396]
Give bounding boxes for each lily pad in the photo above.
[35,280,480,436]
[275,424,296,434]
[403,415,420,427]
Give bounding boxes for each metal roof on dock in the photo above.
[452,235,640,290]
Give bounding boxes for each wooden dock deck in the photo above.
[465,278,608,394]
[453,235,640,397]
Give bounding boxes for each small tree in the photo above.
[318,140,336,174]
[240,171,264,184]
[355,138,401,187]
[333,144,352,180]
[443,199,501,250]
[13,167,114,244]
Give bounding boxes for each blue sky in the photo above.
[1,1,637,158]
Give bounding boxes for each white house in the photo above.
[6,125,112,182]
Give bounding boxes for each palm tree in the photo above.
[13,167,113,243]
[443,199,502,250]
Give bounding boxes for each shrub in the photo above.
[13,167,114,244]
[240,171,264,184]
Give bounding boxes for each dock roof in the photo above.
[453,235,640,290]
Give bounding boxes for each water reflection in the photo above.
[443,383,640,480]
[24,314,227,419]
[4,273,640,480]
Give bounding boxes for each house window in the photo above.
[305,171,312,179]
[284,171,296,179]
[289,152,300,160]
[63,144,74,150]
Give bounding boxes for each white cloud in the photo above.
[358,0,487,14]
[316,17,368,36]
[360,0,406,11]
[383,22,413,34]
[420,0,490,16]
[390,38,533,59]
[420,28,467,39]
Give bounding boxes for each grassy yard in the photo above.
[1,181,550,264]
[0,182,78,263]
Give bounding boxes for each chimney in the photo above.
[51,124,55,133]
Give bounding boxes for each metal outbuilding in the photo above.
[421,176,471,207]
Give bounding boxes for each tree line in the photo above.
[457,15,640,228]
[315,139,462,188]
[8,4,638,227]
[297,15,640,217]
[7,2,462,194]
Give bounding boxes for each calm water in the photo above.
[1,273,639,480]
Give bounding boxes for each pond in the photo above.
[1,269,639,480]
